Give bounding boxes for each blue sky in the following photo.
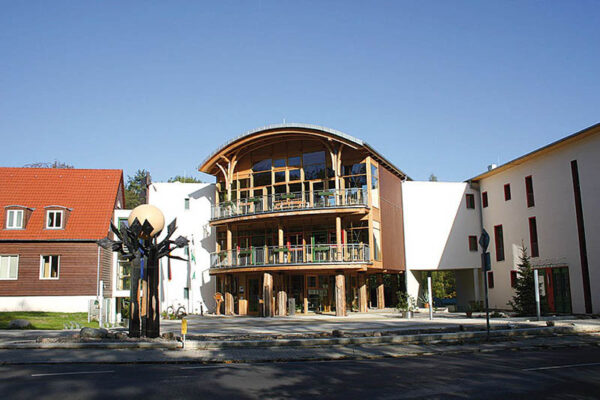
[1,1,598,183]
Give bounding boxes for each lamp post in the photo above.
[99,204,189,338]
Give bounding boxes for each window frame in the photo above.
[6,209,24,229]
[46,210,64,229]
[184,198,190,210]
[40,255,60,280]
[482,192,488,208]
[529,216,539,257]
[494,224,505,262]
[0,255,19,280]
[525,175,535,207]
[510,270,518,288]
[468,235,478,252]
[487,271,494,288]
[465,194,475,209]
[504,184,511,201]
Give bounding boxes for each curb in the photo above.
[0,324,596,350]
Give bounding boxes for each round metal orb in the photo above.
[128,204,165,238]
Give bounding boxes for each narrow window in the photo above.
[468,235,478,251]
[529,217,539,257]
[525,176,535,207]
[46,210,63,229]
[40,255,60,279]
[510,270,518,288]
[6,210,24,229]
[487,271,494,288]
[482,192,488,208]
[465,194,475,209]
[184,198,190,210]
[0,255,18,279]
[494,225,504,262]
[504,184,511,201]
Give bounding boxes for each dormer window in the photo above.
[46,210,64,229]
[4,205,33,230]
[6,209,24,229]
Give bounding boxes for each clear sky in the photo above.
[1,1,598,183]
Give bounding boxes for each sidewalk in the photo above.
[0,333,598,365]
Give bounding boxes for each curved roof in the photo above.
[199,123,409,179]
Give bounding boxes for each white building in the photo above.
[148,182,217,314]
[470,123,600,314]
[402,181,483,310]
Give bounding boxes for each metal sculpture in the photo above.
[98,216,189,338]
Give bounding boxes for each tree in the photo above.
[428,173,438,182]
[24,160,74,168]
[125,169,150,209]
[167,175,203,183]
[508,244,540,316]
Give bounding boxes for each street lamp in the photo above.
[99,204,189,338]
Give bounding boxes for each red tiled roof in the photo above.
[0,168,124,241]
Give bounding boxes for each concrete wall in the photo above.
[402,181,482,308]
[149,182,217,313]
[478,132,600,313]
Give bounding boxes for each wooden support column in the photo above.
[225,274,234,315]
[358,273,368,313]
[226,224,232,266]
[277,274,287,316]
[303,275,309,314]
[336,216,342,261]
[263,272,273,317]
[335,271,346,317]
[376,273,385,309]
[278,222,284,264]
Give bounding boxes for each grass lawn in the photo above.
[0,312,99,330]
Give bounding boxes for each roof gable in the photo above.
[0,168,124,241]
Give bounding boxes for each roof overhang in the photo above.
[469,122,600,182]
[199,123,410,180]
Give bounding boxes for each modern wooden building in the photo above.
[199,124,409,316]
[0,168,125,312]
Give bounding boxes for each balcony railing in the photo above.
[210,243,370,269]
[211,188,368,220]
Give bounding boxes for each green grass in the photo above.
[0,312,99,330]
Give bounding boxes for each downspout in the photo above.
[96,245,101,297]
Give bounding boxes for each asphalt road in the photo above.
[1,347,599,399]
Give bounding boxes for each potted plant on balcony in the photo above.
[396,292,416,319]
[318,190,335,196]
[280,193,296,200]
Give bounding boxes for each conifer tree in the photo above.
[508,244,538,316]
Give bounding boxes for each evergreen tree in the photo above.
[508,245,538,316]
[125,169,150,209]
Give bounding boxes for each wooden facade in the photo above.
[0,242,111,297]
[200,124,408,316]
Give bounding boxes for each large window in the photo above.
[371,164,379,208]
[494,225,504,262]
[40,255,60,279]
[0,255,18,279]
[6,210,24,229]
[372,221,381,261]
[46,210,63,229]
[303,151,327,180]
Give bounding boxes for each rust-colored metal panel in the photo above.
[379,168,406,271]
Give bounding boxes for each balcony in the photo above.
[210,243,371,269]
[211,188,368,221]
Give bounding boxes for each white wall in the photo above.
[149,182,216,314]
[403,181,482,271]
[0,296,95,312]
[479,132,600,313]
[402,181,482,307]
